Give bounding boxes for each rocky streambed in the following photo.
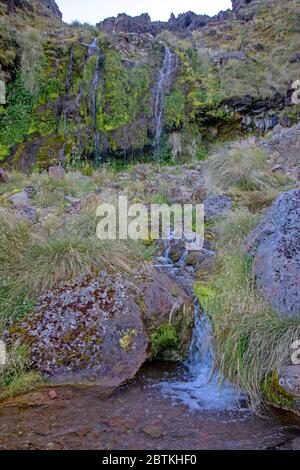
[0,229,300,450]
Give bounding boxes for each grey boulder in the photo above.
[245,189,300,318]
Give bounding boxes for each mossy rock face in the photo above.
[262,371,296,410]
[1,0,299,165]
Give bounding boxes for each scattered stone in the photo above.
[48,390,59,400]
[48,166,65,180]
[289,53,300,63]
[204,195,232,221]
[64,196,81,206]
[271,164,282,173]
[12,204,37,222]
[185,249,216,273]
[168,241,186,263]
[245,189,300,318]
[272,124,283,135]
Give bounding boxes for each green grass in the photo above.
[205,140,290,194]
[0,344,42,400]
[196,209,300,409]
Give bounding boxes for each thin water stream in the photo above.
[154,47,175,151]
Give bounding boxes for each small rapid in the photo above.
[156,242,245,412]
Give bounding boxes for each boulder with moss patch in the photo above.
[246,189,300,318]
[7,265,193,391]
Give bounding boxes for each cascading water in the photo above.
[156,244,245,412]
[154,46,175,152]
[88,38,101,161]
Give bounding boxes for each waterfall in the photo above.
[159,304,244,412]
[156,243,245,412]
[154,46,175,153]
[88,38,101,162]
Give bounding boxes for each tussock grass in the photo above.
[205,141,289,194]
[31,172,96,207]
[0,344,42,400]
[202,209,300,409]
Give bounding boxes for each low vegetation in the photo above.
[205,140,290,194]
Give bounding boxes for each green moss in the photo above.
[150,323,179,361]
[262,371,296,409]
[0,144,9,160]
[165,89,185,129]
[0,75,35,149]
[194,283,216,312]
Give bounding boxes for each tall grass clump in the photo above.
[199,209,300,409]
[205,140,289,194]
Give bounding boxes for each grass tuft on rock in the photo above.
[205,140,290,194]
[197,208,300,409]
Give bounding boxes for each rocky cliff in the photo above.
[0,0,299,169]
[3,0,62,18]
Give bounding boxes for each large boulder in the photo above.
[245,189,300,318]
[7,266,193,390]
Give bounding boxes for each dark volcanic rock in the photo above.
[97,11,212,35]
[40,0,62,18]
[97,13,154,35]
[232,0,259,20]
[245,189,300,318]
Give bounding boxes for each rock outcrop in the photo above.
[246,189,300,318]
[3,0,62,18]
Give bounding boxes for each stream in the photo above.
[0,241,299,450]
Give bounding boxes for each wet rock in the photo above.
[204,195,232,221]
[8,190,29,205]
[48,166,65,180]
[48,390,59,400]
[245,189,300,318]
[278,366,300,398]
[168,241,186,263]
[185,249,216,273]
[0,168,8,183]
